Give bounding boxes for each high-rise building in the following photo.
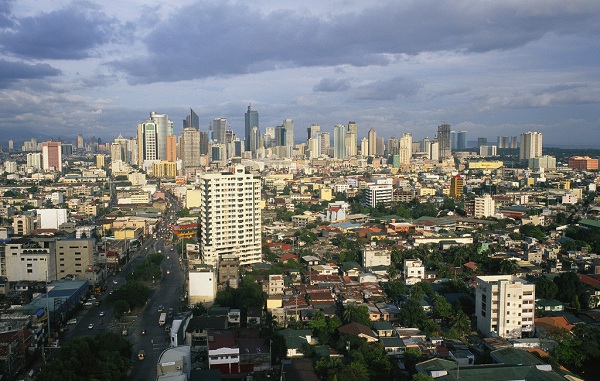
[212,118,227,144]
[244,105,259,153]
[137,112,174,164]
[283,119,294,147]
[479,145,497,157]
[183,108,200,130]
[519,132,543,161]
[450,131,458,151]
[150,112,173,161]
[27,152,42,170]
[166,136,177,162]
[399,133,412,165]
[474,194,495,217]
[437,123,451,160]
[320,132,330,157]
[199,131,209,155]
[307,124,320,141]
[387,136,399,156]
[199,165,262,267]
[333,125,346,159]
[457,131,467,150]
[275,125,286,147]
[477,137,488,148]
[367,128,377,156]
[180,128,201,175]
[347,122,358,155]
[475,275,535,338]
[77,134,84,149]
[365,178,393,208]
[360,137,369,157]
[568,156,599,171]
[42,141,62,172]
[450,175,464,198]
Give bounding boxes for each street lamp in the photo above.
[269,339,273,370]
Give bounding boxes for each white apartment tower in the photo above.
[475,275,535,338]
[199,165,262,267]
[399,133,413,165]
[519,131,543,161]
[474,194,495,218]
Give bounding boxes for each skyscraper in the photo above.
[180,128,201,175]
[42,141,62,172]
[166,135,177,162]
[347,122,358,156]
[519,132,543,161]
[367,128,377,156]
[307,124,320,141]
[211,118,227,144]
[137,120,157,164]
[399,133,412,165]
[150,111,173,161]
[244,105,259,153]
[333,124,346,159]
[457,131,467,150]
[320,132,330,157]
[437,123,451,160]
[199,165,262,267]
[283,119,294,147]
[183,108,199,130]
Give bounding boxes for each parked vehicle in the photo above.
[67,318,77,325]
[159,313,167,326]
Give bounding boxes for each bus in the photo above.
[159,312,167,326]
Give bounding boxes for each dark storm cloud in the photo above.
[112,0,600,84]
[313,77,351,92]
[0,59,61,88]
[354,77,421,101]
[0,3,122,60]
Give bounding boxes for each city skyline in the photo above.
[1,1,599,147]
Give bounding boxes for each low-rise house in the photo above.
[373,321,395,338]
[277,328,315,358]
[337,322,378,343]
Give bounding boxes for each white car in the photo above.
[88,323,94,329]
[113,280,118,285]
[99,311,105,317]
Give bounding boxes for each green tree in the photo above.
[554,272,586,308]
[535,278,558,300]
[448,310,471,338]
[113,299,130,319]
[342,303,371,326]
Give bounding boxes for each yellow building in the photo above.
[320,187,333,201]
[95,154,105,168]
[114,228,143,241]
[450,175,464,198]
[186,188,202,208]
[468,160,504,169]
[419,188,436,196]
[152,161,178,178]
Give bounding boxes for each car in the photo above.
[83,301,93,306]
[141,329,147,335]
[166,256,170,259]
[166,270,170,275]
[109,290,113,295]
[67,318,77,325]
[113,280,118,285]
[99,311,105,317]
[88,323,94,329]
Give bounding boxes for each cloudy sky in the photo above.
[1,0,599,147]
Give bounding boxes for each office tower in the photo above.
[42,141,62,171]
[199,131,209,155]
[333,124,346,159]
[360,137,369,157]
[421,137,430,155]
[233,139,243,157]
[450,175,464,198]
[180,128,201,175]
[450,131,458,151]
[479,145,497,157]
[475,275,535,338]
[137,112,174,164]
[275,125,286,147]
[477,137,488,148]
[150,111,173,160]
[497,136,509,149]
[77,134,84,149]
[307,124,320,141]
[264,127,275,148]
[399,133,412,165]
[307,136,320,159]
[244,105,259,152]
[166,135,177,162]
[367,128,377,156]
[110,142,123,161]
[320,132,330,157]
[113,134,129,163]
[27,153,42,170]
[519,132,543,161]
[199,165,262,267]
[283,119,294,147]
[8,140,13,150]
[127,138,138,165]
[387,136,399,156]
[212,118,227,144]
[376,137,385,156]
[183,108,200,130]
[457,131,467,150]
[429,141,439,161]
[474,194,495,217]
[61,144,73,157]
[347,122,358,155]
[437,123,451,160]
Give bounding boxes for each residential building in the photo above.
[404,259,425,285]
[199,165,261,267]
[188,267,217,307]
[474,194,495,218]
[365,179,393,208]
[437,123,451,161]
[362,248,391,268]
[449,175,464,198]
[519,131,543,161]
[41,141,62,171]
[475,275,535,338]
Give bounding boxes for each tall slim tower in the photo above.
[211,118,227,144]
[199,165,262,267]
[320,132,331,157]
[399,133,413,165]
[244,105,259,153]
[519,132,543,161]
[458,131,467,150]
[347,122,358,156]
[437,123,452,161]
[150,112,173,161]
[367,128,377,156]
[333,125,346,159]
[183,108,200,130]
[283,119,294,148]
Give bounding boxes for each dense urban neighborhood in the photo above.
[0,122,599,381]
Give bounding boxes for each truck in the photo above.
[159,312,167,326]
